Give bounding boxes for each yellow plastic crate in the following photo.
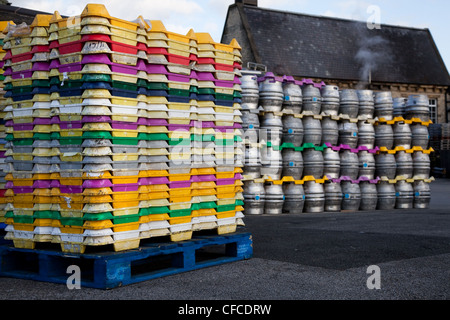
[83,194,112,203]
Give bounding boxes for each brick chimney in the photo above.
[235,0,258,6]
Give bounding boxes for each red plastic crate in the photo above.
[197,57,215,64]
[110,42,137,55]
[136,42,148,51]
[10,52,33,63]
[167,53,191,66]
[31,45,50,53]
[147,47,168,55]
[58,41,83,55]
[215,63,234,72]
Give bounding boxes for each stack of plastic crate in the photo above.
[2,14,53,248]
[146,20,200,240]
[0,21,15,232]
[2,4,245,253]
[193,32,244,235]
[45,7,154,252]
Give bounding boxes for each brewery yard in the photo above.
[0,178,448,300]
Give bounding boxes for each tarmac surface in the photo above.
[0,179,449,302]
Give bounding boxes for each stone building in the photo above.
[221,0,450,124]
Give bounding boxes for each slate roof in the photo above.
[0,4,54,25]
[222,4,450,86]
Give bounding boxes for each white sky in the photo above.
[9,0,450,71]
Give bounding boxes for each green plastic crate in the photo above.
[147,82,169,90]
[82,74,112,82]
[146,206,170,215]
[111,81,138,91]
[147,133,169,141]
[111,137,139,145]
[82,131,113,139]
[168,208,192,218]
[33,133,52,140]
[10,139,34,145]
[168,88,190,97]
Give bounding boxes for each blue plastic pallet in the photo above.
[0,232,252,289]
[0,223,11,245]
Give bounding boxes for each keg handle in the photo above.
[247,62,267,72]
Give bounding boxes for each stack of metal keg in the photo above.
[241,72,263,215]
[323,88,380,213]
[374,93,433,210]
[241,70,433,215]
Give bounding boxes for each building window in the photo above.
[429,99,437,123]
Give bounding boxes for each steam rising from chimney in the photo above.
[354,23,391,89]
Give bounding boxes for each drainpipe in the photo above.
[446,87,449,123]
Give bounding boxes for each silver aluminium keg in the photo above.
[358,121,375,149]
[413,180,431,209]
[339,149,359,180]
[374,91,394,120]
[241,110,260,130]
[320,85,340,116]
[395,150,413,178]
[260,146,283,180]
[374,123,394,150]
[339,89,359,118]
[413,151,430,179]
[304,180,325,213]
[281,148,303,180]
[282,115,304,146]
[241,110,260,144]
[302,84,321,114]
[302,148,324,178]
[264,183,284,214]
[338,120,358,148]
[359,181,378,211]
[240,74,260,110]
[302,116,322,146]
[324,182,342,212]
[260,112,283,146]
[411,123,429,149]
[283,182,305,214]
[243,145,261,179]
[358,150,376,179]
[376,181,396,210]
[321,117,339,146]
[393,121,412,149]
[243,180,265,215]
[395,180,414,209]
[393,97,406,117]
[405,94,430,121]
[282,78,302,114]
[357,90,375,118]
[258,74,284,112]
[375,152,396,179]
[323,148,340,179]
[341,181,361,211]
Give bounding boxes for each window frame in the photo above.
[429,98,437,123]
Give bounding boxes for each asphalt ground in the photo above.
[0,179,449,308]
